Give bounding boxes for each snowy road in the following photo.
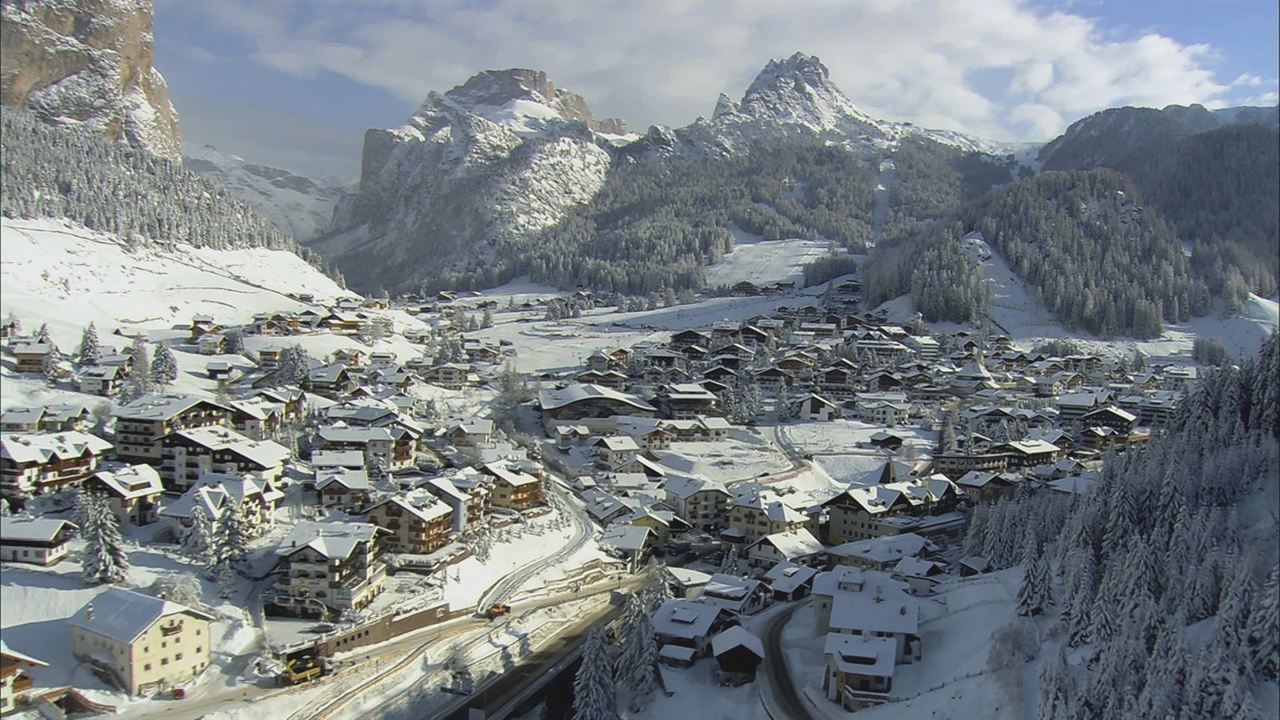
[759,598,817,720]
[478,476,594,609]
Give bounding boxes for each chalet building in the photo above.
[482,462,543,511]
[663,474,731,530]
[113,394,235,464]
[268,521,389,618]
[593,436,641,472]
[817,365,859,397]
[12,341,54,373]
[824,634,898,711]
[160,426,289,492]
[443,419,492,448]
[574,370,629,391]
[159,474,284,538]
[0,431,112,500]
[256,347,283,369]
[422,475,487,532]
[245,387,306,427]
[188,314,222,342]
[537,384,656,432]
[954,471,1021,502]
[745,528,826,569]
[317,426,415,471]
[362,491,454,555]
[728,493,810,541]
[655,384,719,419]
[990,440,1063,469]
[762,561,820,602]
[70,588,214,697]
[1056,392,1109,424]
[1,640,47,714]
[78,366,124,397]
[754,367,794,392]
[197,334,228,355]
[84,465,164,525]
[1,404,92,433]
[796,394,841,422]
[697,575,771,617]
[930,452,1010,479]
[0,516,77,566]
[855,396,911,427]
[305,364,355,397]
[1080,406,1138,434]
[651,599,736,658]
[823,470,961,544]
[423,363,470,390]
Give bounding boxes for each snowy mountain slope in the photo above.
[184,144,345,242]
[0,217,349,351]
[0,0,181,159]
[703,235,833,288]
[320,68,616,293]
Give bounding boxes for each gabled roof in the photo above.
[173,426,289,468]
[824,633,896,676]
[651,599,723,639]
[116,393,233,422]
[0,431,112,464]
[749,528,825,560]
[71,587,212,645]
[711,625,764,659]
[91,465,163,500]
[537,384,656,412]
[0,516,77,543]
[829,592,919,636]
[277,520,386,560]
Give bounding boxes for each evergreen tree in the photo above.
[572,626,618,720]
[182,506,213,564]
[151,343,178,387]
[1245,563,1279,680]
[78,489,129,585]
[77,323,101,366]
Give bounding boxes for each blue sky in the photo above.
[154,0,1280,179]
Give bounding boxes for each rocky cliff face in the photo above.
[0,0,181,160]
[320,68,617,293]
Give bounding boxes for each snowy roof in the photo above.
[824,633,896,677]
[482,461,540,487]
[601,524,651,553]
[0,407,44,425]
[277,520,386,560]
[91,465,163,500]
[999,440,1060,455]
[71,587,212,645]
[368,492,452,523]
[537,384,656,412]
[659,644,697,662]
[316,467,371,492]
[0,431,112,464]
[762,561,819,593]
[0,639,48,667]
[594,435,640,452]
[828,533,927,564]
[0,516,76,543]
[750,528,825,560]
[666,567,712,587]
[116,393,232,421]
[447,418,494,435]
[319,426,394,444]
[174,426,289,468]
[829,592,919,636]
[310,450,367,469]
[651,599,722,639]
[711,626,765,659]
[160,473,283,520]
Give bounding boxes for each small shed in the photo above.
[658,644,697,668]
[711,626,764,685]
[958,555,993,577]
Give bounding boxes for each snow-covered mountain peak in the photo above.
[405,68,626,136]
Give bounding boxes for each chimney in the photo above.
[86,602,94,621]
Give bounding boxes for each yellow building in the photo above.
[70,588,213,696]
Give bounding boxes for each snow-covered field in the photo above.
[783,420,937,459]
[0,217,348,351]
[705,237,831,287]
[652,436,794,484]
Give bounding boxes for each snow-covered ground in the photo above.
[652,436,793,484]
[705,237,832,288]
[875,233,1279,364]
[782,420,937,459]
[0,217,349,351]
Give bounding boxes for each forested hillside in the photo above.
[967,332,1279,718]
[0,109,323,262]
[431,143,880,294]
[1131,125,1280,299]
[965,170,1208,338]
[862,221,989,323]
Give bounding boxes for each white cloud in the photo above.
[168,0,1265,142]
[1232,73,1265,87]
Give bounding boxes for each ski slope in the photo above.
[705,235,831,288]
[0,217,350,350]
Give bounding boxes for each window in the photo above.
[144,663,152,671]
[161,658,169,665]
[175,653,183,661]
[195,646,201,654]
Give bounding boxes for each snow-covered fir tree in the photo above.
[151,343,178,387]
[572,626,618,720]
[182,505,213,563]
[77,323,100,366]
[77,488,129,585]
[614,595,659,711]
